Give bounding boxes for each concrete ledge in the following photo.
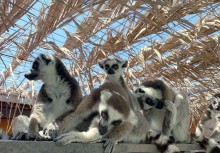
[0,140,204,153]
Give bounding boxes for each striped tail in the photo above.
[155,134,180,153]
[199,137,220,153]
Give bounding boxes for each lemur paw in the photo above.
[103,138,117,153]
[147,131,160,143]
[11,132,28,140]
[53,133,72,145]
[38,130,52,140]
[27,132,45,141]
[43,127,58,140]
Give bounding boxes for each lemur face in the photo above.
[98,108,123,135]
[98,58,128,79]
[211,95,220,111]
[135,86,164,110]
[25,54,56,80]
[98,90,126,135]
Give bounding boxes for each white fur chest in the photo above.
[46,80,71,101]
[42,80,73,124]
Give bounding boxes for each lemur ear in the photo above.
[122,60,128,68]
[98,60,104,69]
[41,54,51,65]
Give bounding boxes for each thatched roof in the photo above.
[0,0,220,131]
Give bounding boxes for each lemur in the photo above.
[196,93,220,141]
[52,81,149,153]
[98,57,140,113]
[135,79,190,152]
[135,79,220,153]
[22,54,82,140]
[195,93,220,152]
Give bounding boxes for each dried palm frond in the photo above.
[0,0,36,34]
[0,0,95,86]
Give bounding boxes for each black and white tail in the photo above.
[199,137,220,153]
[155,134,180,153]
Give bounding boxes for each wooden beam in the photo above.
[0,141,204,153]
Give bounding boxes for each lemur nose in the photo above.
[98,124,108,135]
[107,69,115,75]
[155,99,164,109]
[145,98,154,106]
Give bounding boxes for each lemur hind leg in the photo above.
[162,101,177,137]
[172,120,189,143]
[54,127,101,145]
[102,121,134,153]
[170,95,190,143]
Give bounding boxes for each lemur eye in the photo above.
[105,64,110,70]
[101,111,108,120]
[145,98,154,106]
[213,101,217,105]
[66,98,71,104]
[135,88,145,93]
[112,64,118,70]
[111,120,122,126]
[47,97,52,102]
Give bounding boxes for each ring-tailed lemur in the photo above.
[22,54,82,140]
[195,93,220,152]
[98,58,140,112]
[52,81,149,153]
[196,93,220,141]
[135,79,190,152]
